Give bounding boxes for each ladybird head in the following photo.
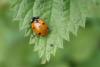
[31,17,39,23]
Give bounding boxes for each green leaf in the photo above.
[10,0,97,63]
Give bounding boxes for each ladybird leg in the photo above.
[32,17,36,21]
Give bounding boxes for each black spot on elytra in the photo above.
[42,23,45,25]
[47,27,48,29]
[38,32,41,35]
[32,27,35,29]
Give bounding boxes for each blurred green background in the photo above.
[0,0,100,67]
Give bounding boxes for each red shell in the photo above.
[31,19,48,36]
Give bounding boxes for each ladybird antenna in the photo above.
[32,17,39,21]
[32,17,36,21]
[31,17,40,23]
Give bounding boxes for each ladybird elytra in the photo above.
[31,17,48,36]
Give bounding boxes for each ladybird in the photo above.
[31,17,48,36]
